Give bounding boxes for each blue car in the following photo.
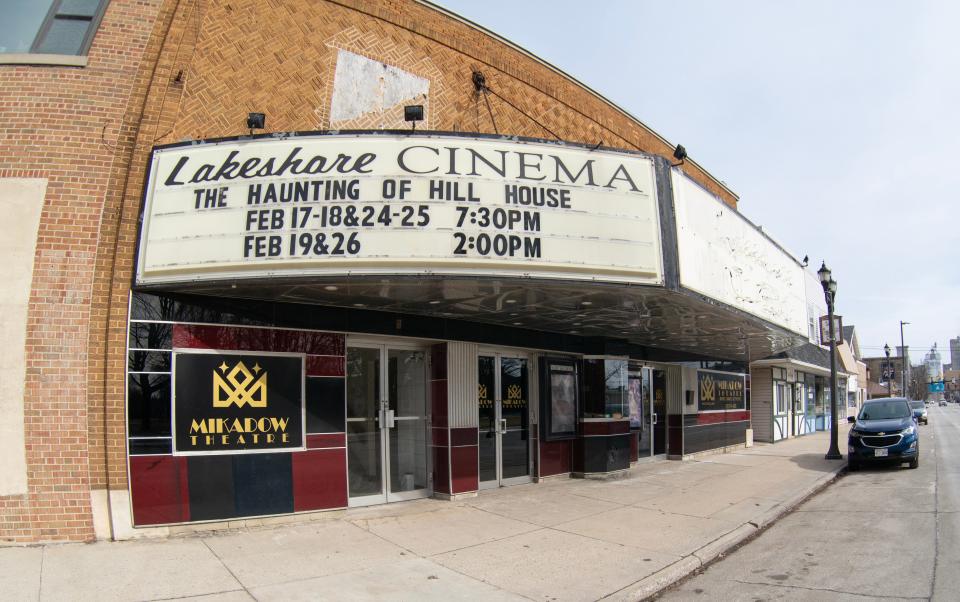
[847,398,918,470]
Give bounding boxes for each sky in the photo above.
[437,0,960,366]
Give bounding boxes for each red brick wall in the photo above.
[0,0,168,543]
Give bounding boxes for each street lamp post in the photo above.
[900,321,909,399]
[818,262,842,460]
[884,343,892,396]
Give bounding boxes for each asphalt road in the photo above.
[658,404,960,601]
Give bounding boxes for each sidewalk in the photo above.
[3,427,848,602]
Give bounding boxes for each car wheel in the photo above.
[909,457,919,469]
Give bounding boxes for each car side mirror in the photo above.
[846,416,855,424]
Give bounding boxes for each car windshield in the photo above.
[859,400,910,420]
[910,401,924,409]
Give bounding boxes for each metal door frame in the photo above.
[629,365,658,463]
[478,350,533,489]
[346,339,432,507]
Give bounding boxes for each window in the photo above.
[1,1,107,56]
[774,382,789,415]
[582,358,627,418]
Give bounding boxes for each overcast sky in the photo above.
[438,0,960,366]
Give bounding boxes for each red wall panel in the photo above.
[539,440,571,477]
[450,445,478,494]
[130,455,189,526]
[292,449,347,511]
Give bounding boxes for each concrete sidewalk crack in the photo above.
[141,588,251,602]
[200,538,258,601]
[37,545,45,602]
[731,578,928,600]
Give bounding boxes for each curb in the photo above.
[603,464,846,601]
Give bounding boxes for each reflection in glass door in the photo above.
[629,366,653,459]
[478,353,531,489]
[652,369,667,455]
[346,344,430,506]
[346,347,381,499]
[387,349,428,497]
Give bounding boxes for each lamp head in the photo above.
[827,278,837,294]
[817,261,831,285]
[884,343,891,357]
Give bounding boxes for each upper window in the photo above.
[1,1,107,56]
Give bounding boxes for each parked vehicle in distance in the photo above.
[847,398,918,470]
[940,400,948,407]
[910,400,928,424]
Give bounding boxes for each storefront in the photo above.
[2,0,822,541]
[750,344,851,443]
[118,131,805,527]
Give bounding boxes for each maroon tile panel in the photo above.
[306,355,345,377]
[130,455,189,526]
[450,445,478,494]
[306,433,346,449]
[432,427,449,447]
[539,439,571,477]
[430,343,447,380]
[580,420,631,436]
[432,446,450,494]
[449,427,478,447]
[431,379,448,427]
[292,449,348,511]
[696,410,751,425]
[173,324,344,355]
[668,425,683,455]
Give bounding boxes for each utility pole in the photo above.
[900,321,909,399]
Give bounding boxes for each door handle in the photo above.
[500,418,507,434]
[652,413,658,425]
[385,409,396,429]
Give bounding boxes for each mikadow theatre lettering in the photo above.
[173,352,305,454]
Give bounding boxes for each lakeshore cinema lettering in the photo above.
[698,370,746,412]
[173,353,304,454]
[136,133,663,286]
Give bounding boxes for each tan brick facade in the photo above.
[2,0,737,542]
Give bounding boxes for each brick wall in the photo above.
[3,0,738,542]
[0,0,167,543]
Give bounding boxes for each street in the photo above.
[659,404,960,601]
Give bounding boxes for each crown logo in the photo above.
[700,374,716,402]
[506,384,522,400]
[478,383,489,400]
[214,360,267,408]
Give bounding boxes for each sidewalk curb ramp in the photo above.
[603,465,845,601]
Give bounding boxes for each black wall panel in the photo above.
[233,453,293,517]
[306,377,345,433]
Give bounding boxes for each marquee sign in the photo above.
[136,133,663,286]
[698,370,746,412]
[173,352,305,455]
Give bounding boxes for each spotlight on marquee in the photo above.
[671,144,687,167]
[405,105,424,131]
[246,112,265,133]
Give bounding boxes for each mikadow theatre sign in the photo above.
[173,352,305,454]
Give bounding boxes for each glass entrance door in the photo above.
[347,344,430,506]
[652,369,667,455]
[629,366,653,459]
[478,353,531,489]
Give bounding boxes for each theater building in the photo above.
[2,0,817,542]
